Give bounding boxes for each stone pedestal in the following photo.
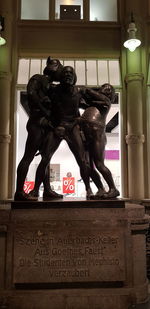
[0,198,149,309]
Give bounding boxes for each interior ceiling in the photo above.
[20,91,119,133]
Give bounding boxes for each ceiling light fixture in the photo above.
[0,15,6,46]
[123,13,141,52]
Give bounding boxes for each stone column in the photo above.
[122,0,147,200]
[125,69,145,199]
[0,0,15,199]
[0,78,11,198]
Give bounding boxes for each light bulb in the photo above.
[0,21,6,46]
[124,38,141,52]
[0,35,6,46]
[123,17,141,52]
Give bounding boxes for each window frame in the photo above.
[17,58,121,88]
[19,0,119,23]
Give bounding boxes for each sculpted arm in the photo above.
[79,87,111,110]
[27,78,51,119]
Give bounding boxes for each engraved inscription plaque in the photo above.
[13,222,126,284]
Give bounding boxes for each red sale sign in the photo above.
[63,177,75,194]
[24,181,35,194]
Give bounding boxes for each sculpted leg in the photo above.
[14,124,42,201]
[67,126,92,199]
[91,132,119,199]
[89,158,106,197]
[43,166,63,198]
[31,132,62,199]
[93,160,119,199]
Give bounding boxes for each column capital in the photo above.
[0,134,11,144]
[125,73,144,84]
[125,134,145,145]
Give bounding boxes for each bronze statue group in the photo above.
[14,57,119,201]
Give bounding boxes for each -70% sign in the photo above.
[63,177,75,194]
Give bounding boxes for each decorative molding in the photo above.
[125,134,145,145]
[125,73,144,84]
[0,134,11,144]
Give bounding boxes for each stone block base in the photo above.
[0,198,149,309]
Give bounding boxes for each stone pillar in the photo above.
[0,73,12,199]
[0,0,15,199]
[120,0,147,199]
[125,72,145,199]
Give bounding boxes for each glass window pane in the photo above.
[17,59,30,84]
[55,0,83,19]
[42,59,47,74]
[76,61,85,85]
[90,0,117,22]
[17,58,121,86]
[17,94,28,165]
[29,59,41,77]
[21,0,49,20]
[86,61,97,86]
[98,61,109,85]
[109,60,120,86]
[64,60,75,68]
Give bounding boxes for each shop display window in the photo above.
[90,0,117,22]
[55,0,83,20]
[20,0,117,22]
[21,0,49,20]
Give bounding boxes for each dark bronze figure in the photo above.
[14,57,63,201]
[31,66,94,199]
[14,61,119,201]
[79,84,120,199]
[31,67,119,200]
